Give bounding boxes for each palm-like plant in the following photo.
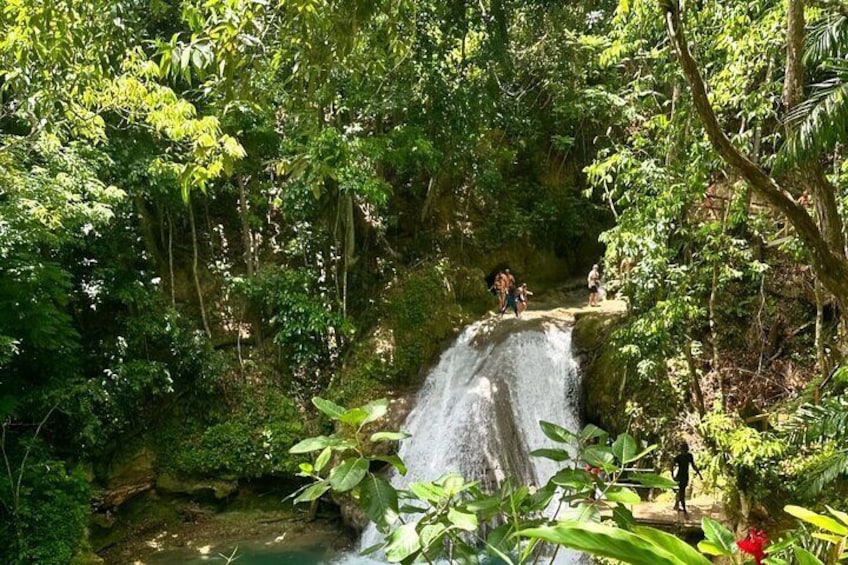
[779,8,848,166]
[782,395,848,497]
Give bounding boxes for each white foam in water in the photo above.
[339,319,585,565]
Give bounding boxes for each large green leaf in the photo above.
[632,526,712,565]
[312,397,346,419]
[420,523,447,552]
[293,480,331,504]
[448,507,478,531]
[339,407,369,427]
[604,487,641,504]
[794,546,825,565]
[530,448,571,461]
[551,467,595,489]
[630,473,678,489]
[289,435,335,454]
[360,476,399,532]
[409,481,446,504]
[583,445,616,469]
[384,522,421,562]
[361,398,389,426]
[579,424,608,442]
[785,505,848,535]
[540,420,576,443]
[314,447,332,473]
[370,431,410,442]
[519,521,682,565]
[329,458,369,492]
[612,433,638,464]
[372,454,407,476]
[699,517,736,556]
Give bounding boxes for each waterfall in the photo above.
[349,317,584,564]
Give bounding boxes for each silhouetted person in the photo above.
[672,442,702,515]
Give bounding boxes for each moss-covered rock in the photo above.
[572,310,630,435]
[330,260,491,407]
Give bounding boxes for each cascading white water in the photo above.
[351,317,584,564]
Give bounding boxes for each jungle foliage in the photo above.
[2,0,848,562]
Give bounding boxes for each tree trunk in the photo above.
[238,176,255,278]
[684,340,706,416]
[188,200,212,338]
[167,210,176,308]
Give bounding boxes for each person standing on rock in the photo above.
[672,442,702,515]
[587,264,601,307]
[491,270,508,313]
[516,284,533,316]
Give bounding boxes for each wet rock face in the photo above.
[572,312,628,435]
[100,447,157,508]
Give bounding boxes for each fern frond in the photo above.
[805,13,848,64]
[782,397,848,445]
[777,61,848,168]
[799,448,848,497]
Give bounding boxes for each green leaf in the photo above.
[293,481,331,504]
[466,496,501,512]
[360,476,399,532]
[360,542,384,556]
[448,507,478,531]
[785,505,848,535]
[289,435,334,454]
[370,431,410,442]
[384,522,421,562]
[551,467,595,489]
[328,458,369,492]
[612,433,638,464]
[339,407,369,427]
[604,487,641,504]
[519,521,681,565]
[361,398,389,426]
[630,473,678,489]
[408,481,446,504]
[700,517,736,555]
[530,448,571,461]
[420,523,447,551]
[793,546,825,565]
[612,505,636,529]
[372,454,407,476]
[314,447,332,473]
[697,541,730,557]
[540,420,577,443]
[632,526,712,565]
[440,473,468,496]
[312,397,346,419]
[486,523,515,561]
[583,445,616,469]
[580,424,608,442]
[811,532,845,544]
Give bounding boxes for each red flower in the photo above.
[737,528,768,565]
[583,463,602,476]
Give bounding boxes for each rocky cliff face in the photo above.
[571,309,629,435]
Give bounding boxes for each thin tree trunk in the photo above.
[342,193,355,318]
[238,176,255,277]
[684,340,706,416]
[188,201,212,338]
[815,278,830,381]
[167,211,176,308]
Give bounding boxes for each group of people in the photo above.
[490,268,533,318]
